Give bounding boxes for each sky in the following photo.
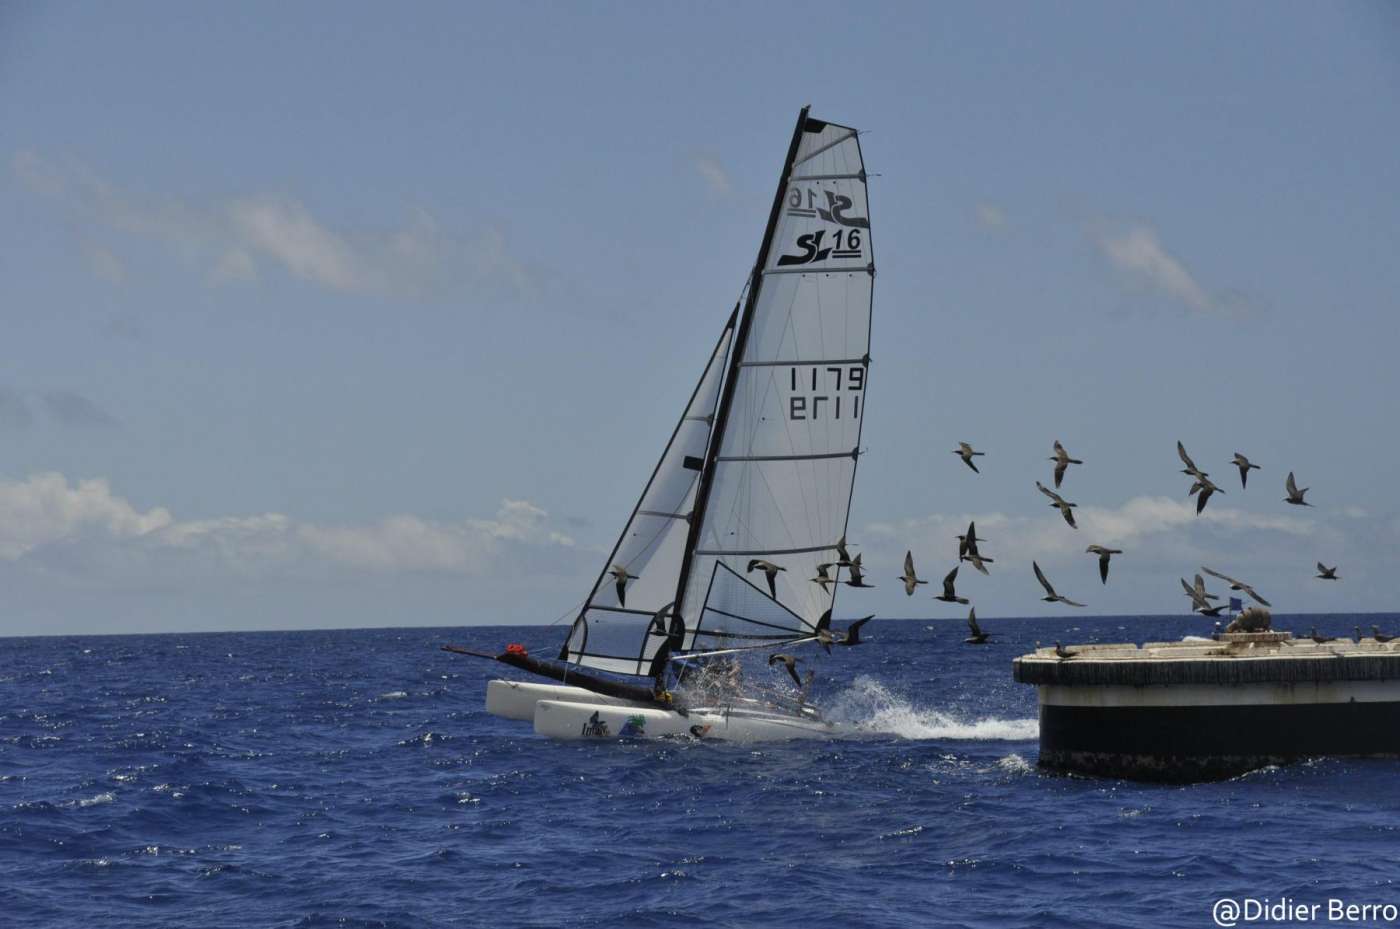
[2,2,1398,636]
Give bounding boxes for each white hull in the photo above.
[533,698,840,742]
[486,679,645,722]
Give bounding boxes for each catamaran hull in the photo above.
[486,679,647,722]
[532,698,840,742]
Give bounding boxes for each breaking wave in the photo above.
[826,676,1038,741]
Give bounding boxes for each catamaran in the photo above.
[445,107,877,740]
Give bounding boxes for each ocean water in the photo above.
[3,615,1399,929]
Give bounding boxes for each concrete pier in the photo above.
[1014,632,1400,781]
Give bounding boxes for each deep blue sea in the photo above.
[4,614,1400,929]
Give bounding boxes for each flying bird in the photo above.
[609,564,639,607]
[1181,575,1224,614]
[1315,562,1339,581]
[1177,441,1209,482]
[1036,481,1079,528]
[958,521,994,575]
[840,615,874,647]
[1231,453,1260,489]
[956,521,987,560]
[897,551,927,596]
[746,559,786,598]
[953,442,985,474]
[815,615,875,652]
[767,653,804,689]
[811,563,837,591]
[1201,566,1272,607]
[934,566,970,604]
[1085,545,1122,584]
[963,548,994,576]
[1033,561,1085,607]
[844,553,875,588]
[1284,471,1312,506]
[834,534,857,566]
[1049,440,1083,488]
[1190,475,1224,515]
[964,608,990,645]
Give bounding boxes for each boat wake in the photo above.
[825,676,1038,741]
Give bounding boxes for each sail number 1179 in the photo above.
[788,365,864,421]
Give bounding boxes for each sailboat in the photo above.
[446,107,877,740]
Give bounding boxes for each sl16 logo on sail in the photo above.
[777,228,863,266]
[786,188,870,228]
[789,365,864,421]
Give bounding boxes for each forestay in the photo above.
[679,113,874,648]
[560,317,735,675]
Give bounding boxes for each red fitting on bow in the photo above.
[504,643,528,656]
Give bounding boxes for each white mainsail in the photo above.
[677,112,874,649]
[560,108,873,676]
[560,316,735,675]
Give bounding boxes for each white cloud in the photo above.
[1096,224,1213,313]
[976,203,1006,229]
[13,151,537,299]
[693,154,732,197]
[228,196,364,292]
[0,472,575,578]
[0,473,173,559]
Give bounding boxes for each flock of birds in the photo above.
[600,439,1360,692]
[785,439,1343,651]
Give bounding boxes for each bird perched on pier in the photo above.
[1054,641,1076,660]
[1354,626,1364,644]
[1315,562,1339,580]
[747,559,786,598]
[1034,561,1085,607]
[1284,471,1312,506]
[1189,475,1224,515]
[1308,627,1335,644]
[1086,545,1122,584]
[1049,440,1082,488]
[811,563,836,591]
[1036,481,1079,528]
[767,653,804,688]
[1373,626,1395,644]
[609,564,639,607]
[897,551,927,596]
[844,553,875,588]
[1232,452,1261,488]
[953,442,985,474]
[934,566,970,604]
[964,608,990,644]
[1201,566,1272,607]
[1177,441,1209,482]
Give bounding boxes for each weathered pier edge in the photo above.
[1013,632,1400,783]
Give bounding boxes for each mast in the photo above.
[672,105,812,625]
